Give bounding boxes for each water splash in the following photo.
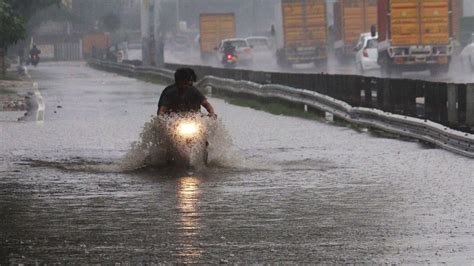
[21,114,247,173]
[119,114,239,171]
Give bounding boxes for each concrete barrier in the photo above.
[88,59,474,158]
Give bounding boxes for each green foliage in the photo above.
[0,1,26,48]
[0,0,62,48]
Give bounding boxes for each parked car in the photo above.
[216,38,254,66]
[354,32,379,73]
[246,36,273,54]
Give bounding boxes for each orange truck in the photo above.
[274,0,328,67]
[333,0,378,61]
[377,0,460,76]
[82,33,110,58]
[199,13,236,60]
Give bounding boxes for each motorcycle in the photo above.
[30,54,40,67]
[160,113,210,167]
[222,53,237,68]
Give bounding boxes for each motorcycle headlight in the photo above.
[177,121,199,137]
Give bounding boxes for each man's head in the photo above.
[174,68,197,90]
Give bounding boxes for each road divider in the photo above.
[32,82,45,123]
[88,59,474,158]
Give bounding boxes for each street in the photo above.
[1,62,473,264]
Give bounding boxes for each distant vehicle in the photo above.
[354,33,379,73]
[377,0,459,76]
[333,0,378,63]
[246,36,272,54]
[221,51,237,68]
[125,43,142,61]
[167,33,192,53]
[82,32,110,59]
[274,0,328,67]
[199,13,236,61]
[30,54,40,67]
[216,38,254,66]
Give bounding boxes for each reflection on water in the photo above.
[176,176,203,261]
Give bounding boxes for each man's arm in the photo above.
[202,100,217,118]
[157,86,172,115]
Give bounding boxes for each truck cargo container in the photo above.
[333,0,378,62]
[199,13,236,60]
[377,0,459,76]
[82,33,110,59]
[274,0,328,67]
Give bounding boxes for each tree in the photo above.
[0,1,26,76]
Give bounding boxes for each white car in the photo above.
[216,38,254,66]
[246,36,273,54]
[460,42,474,71]
[354,33,379,73]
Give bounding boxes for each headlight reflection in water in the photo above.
[176,176,203,261]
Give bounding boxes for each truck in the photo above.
[82,32,110,59]
[333,0,378,62]
[377,0,459,76]
[199,13,236,61]
[274,0,328,67]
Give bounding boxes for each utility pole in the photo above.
[153,0,164,67]
[141,0,164,67]
[141,0,151,65]
[176,0,180,30]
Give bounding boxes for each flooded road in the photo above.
[1,62,473,264]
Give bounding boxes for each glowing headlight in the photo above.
[177,122,199,137]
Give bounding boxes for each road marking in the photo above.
[33,82,45,123]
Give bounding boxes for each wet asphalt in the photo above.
[0,62,473,264]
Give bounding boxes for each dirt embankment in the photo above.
[0,74,34,121]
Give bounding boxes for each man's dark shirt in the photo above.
[223,44,236,55]
[158,84,206,113]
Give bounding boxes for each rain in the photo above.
[0,0,473,264]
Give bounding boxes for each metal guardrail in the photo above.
[88,59,474,158]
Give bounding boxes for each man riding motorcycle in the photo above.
[222,42,237,61]
[157,68,216,166]
[157,68,216,117]
[29,45,41,66]
[223,42,236,56]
